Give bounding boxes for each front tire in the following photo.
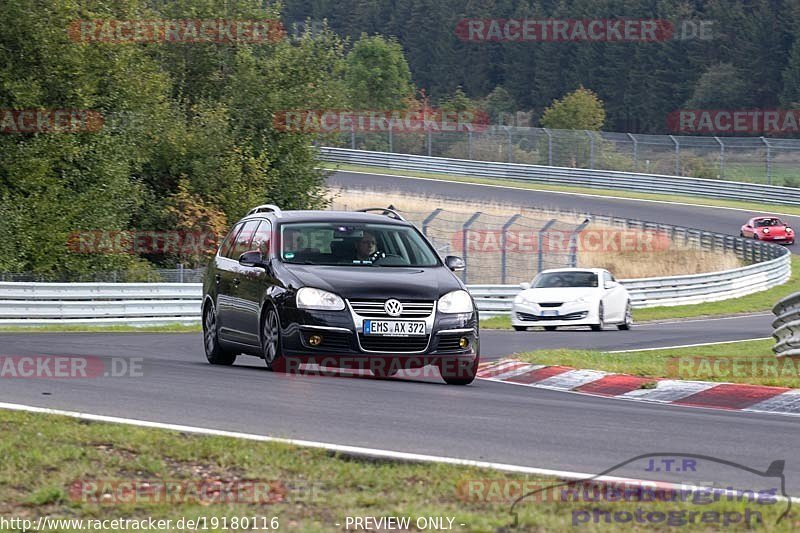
[617,301,633,330]
[439,356,479,386]
[203,302,237,365]
[590,303,605,331]
[261,306,286,372]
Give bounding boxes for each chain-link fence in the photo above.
[1,210,590,285]
[329,126,800,186]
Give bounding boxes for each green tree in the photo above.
[540,87,605,130]
[345,34,413,109]
[684,63,749,109]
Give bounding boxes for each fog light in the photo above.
[459,337,469,348]
[309,334,323,346]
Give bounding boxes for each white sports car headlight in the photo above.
[296,287,345,311]
[439,290,474,314]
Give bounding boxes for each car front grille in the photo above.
[358,334,430,353]
[349,299,434,318]
[516,311,588,321]
[538,302,563,308]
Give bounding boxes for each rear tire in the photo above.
[203,302,237,366]
[590,303,605,331]
[617,301,633,331]
[543,326,557,331]
[261,306,286,372]
[513,325,527,331]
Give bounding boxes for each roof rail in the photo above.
[247,204,282,217]
[356,207,406,221]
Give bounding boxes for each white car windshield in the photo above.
[533,272,599,288]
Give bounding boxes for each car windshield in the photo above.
[533,272,599,288]
[279,222,439,267]
[754,218,782,227]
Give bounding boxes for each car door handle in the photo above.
[232,278,240,286]
[214,274,221,284]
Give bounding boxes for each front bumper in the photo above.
[278,306,480,364]
[511,301,598,327]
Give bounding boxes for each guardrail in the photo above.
[0,244,791,325]
[319,147,800,206]
[772,293,800,358]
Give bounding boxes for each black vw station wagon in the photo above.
[202,205,480,385]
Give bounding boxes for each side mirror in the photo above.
[604,280,619,289]
[444,255,465,272]
[239,250,268,269]
[520,282,531,290]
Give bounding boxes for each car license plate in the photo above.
[363,320,426,336]
[541,310,559,317]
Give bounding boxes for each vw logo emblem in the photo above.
[384,299,403,317]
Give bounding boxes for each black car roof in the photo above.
[240,210,412,225]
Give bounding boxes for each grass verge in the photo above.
[513,339,799,388]
[0,324,201,334]
[324,163,800,216]
[0,409,794,531]
[480,257,799,329]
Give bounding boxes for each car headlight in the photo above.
[763,228,770,234]
[573,296,589,303]
[787,228,794,234]
[296,287,345,311]
[439,290,474,314]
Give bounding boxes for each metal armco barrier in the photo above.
[318,147,800,206]
[772,293,800,358]
[0,245,790,324]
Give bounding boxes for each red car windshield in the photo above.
[754,219,783,227]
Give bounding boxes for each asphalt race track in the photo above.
[0,331,798,496]
[328,170,800,254]
[2,174,797,497]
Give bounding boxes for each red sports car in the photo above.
[740,216,795,244]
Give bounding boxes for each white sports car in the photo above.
[512,268,632,331]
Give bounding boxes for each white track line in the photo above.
[2,401,795,504]
[639,313,773,326]
[607,337,772,353]
[325,168,800,219]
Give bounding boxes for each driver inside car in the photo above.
[355,232,378,260]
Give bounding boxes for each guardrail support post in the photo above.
[388,127,393,153]
[568,219,591,267]
[537,219,558,273]
[501,214,522,284]
[461,212,482,283]
[627,133,638,170]
[762,137,772,185]
[421,208,443,237]
[468,131,473,160]
[507,127,513,163]
[669,135,680,175]
[714,136,725,178]
[585,130,595,169]
[427,127,432,157]
[543,128,553,165]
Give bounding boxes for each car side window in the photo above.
[251,220,271,256]
[227,220,260,260]
[218,222,243,258]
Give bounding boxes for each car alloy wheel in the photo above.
[203,302,236,365]
[618,301,632,330]
[262,307,286,372]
